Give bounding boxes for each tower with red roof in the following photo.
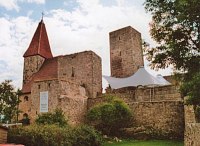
[23,20,53,84]
[19,19,102,125]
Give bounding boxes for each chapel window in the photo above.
[24,96,29,102]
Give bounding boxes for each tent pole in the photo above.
[150,88,151,102]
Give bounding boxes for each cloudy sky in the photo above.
[0,0,173,89]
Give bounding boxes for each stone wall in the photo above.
[88,97,184,139]
[18,93,31,120]
[184,105,196,124]
[129,101,184,139]
[0,126,7,144]
[88,85,184,139]
[58,80,88,125]
[23,55,45,84]
[58,51,102,98]
[29,79,60,122]
[135,85,181,102]
[184,103,200,146]
[110,26,144,78]
[110,85,182,102]
[19,79,87,125]
[185,123,200,146]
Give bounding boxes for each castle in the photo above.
[19,19,145,124]
[19,19,186,140]
[19,19,102,124]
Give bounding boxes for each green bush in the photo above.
[8,125,68,146]
[35,108,67,127]
[87,94,132,135]
[8,124,103,146]
[72,125,103,146]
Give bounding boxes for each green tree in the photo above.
[87,95,132,135]
[144,0,200,111]
[144,0,200,75]
[0,80,20,123]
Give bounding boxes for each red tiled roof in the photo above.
[22,57,58,93]
[23,20,53,59]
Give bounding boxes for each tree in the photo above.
[0,80,20,123]
[144,0,200,74]
[144,0,200,119]
[143,1,200,91]
[87,95,132,135]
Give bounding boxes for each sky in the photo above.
[0,0,173,89]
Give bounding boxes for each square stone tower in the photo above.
[110,26,144,78]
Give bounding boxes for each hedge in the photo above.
[8,124,103,146]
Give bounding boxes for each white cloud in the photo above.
[0,16,36,88]
[116,0,125,6]
[0,0,19,11]
[0,0,173,89]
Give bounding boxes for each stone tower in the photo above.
[109,26,144,78]
[23,20,53,84]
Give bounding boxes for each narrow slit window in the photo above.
[71,67,75,77]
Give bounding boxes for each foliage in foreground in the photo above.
[87,94,132,135]
[8,124,103,146]
[0,80,21,123]
[35,108,67,127]
[144,0,200,118]
[144,0,200,74]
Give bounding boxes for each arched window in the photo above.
[22,113,30,125]
[24,96,29,101]
[23,113,28,118]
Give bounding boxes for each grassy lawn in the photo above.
[103,140,183,146]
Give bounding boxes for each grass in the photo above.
[103,139,183,146]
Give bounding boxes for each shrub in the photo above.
[87,94,132,135]
[8,124,103,146]
[72,125,103,146]
[35,108,67,127]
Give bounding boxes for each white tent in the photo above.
[103,67,171,89]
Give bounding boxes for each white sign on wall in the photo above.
[40,91,48,113]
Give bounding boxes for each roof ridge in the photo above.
[38,20,42,55]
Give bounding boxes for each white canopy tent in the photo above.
[103,67,171,89]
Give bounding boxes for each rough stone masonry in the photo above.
[19,19,185,140]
